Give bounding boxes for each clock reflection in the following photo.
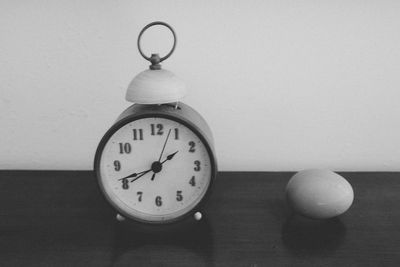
[110,217,214,266]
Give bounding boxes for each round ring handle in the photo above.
[137,21,177,64]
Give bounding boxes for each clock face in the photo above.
[97,116,214,223]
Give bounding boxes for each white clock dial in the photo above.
[98,117,212,223]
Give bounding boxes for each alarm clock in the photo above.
[94,22,217,224]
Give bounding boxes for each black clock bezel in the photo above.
[94,112,217,225]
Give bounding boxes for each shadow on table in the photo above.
[281,213,347,256]
[267,197,347,256]
[110,217,214,266]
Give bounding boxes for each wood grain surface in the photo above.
[0,171,398,266]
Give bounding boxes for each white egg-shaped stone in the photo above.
[125,69,186,104]
[286,169,354,219]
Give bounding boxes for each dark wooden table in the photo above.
[0,171,399,266]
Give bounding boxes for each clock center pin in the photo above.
[151,161,163,173]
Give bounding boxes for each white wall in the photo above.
[1,0,400,171]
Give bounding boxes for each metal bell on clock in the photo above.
[125,22,186,104]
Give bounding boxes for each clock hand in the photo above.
[150,129,172,182]
[151,151,179,181]
[158,129,172,162]
[129,169,152,183]
[119,150,179,182]
[118,168,151,181]
[160,150,179,164]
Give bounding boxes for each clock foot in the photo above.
[194,211,202,221]
[116,214,126,222]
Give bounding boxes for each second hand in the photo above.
[152,129,172,181]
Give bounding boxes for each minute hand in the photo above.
[118,168,151,181]
[129,169,152,183]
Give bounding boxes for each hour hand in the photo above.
[161,151,179,164]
